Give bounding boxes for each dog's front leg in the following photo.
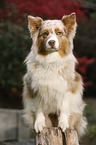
[58,112,69,132]
[34,110,46,132]
[58,94,69,132]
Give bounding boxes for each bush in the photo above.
[0,21,31,99]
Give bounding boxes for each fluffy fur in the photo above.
[23,13,87,136]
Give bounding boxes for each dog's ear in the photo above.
[62,13,77,38]
[28,15,43,35]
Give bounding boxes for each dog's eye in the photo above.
[43,32,49,38]
[56,32,62,35]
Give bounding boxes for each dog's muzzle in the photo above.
[46,35,59,51]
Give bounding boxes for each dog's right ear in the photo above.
[28,15,43,35]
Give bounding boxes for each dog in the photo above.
[23,12,87,136]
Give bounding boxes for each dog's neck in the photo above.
[25,50,77,72]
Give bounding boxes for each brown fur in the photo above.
[58,37,69,57]
[68,72,83,94]
[62,13,76,37]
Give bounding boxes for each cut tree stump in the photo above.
[36,127,64,145]
[36,127,79,145]
[65,129,79,145]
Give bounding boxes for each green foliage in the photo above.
[90,125,96,138]
[85,108,96,125]
[83,0,96,3]
[0,21,31,97]
[85,106,96,138]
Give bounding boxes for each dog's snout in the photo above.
[48,40,55,47]
[46,36,59,50]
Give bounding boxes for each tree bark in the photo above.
[65,129,79,145]
[36,127,79,145]
[36,127,63,145]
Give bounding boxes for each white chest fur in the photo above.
[26,53,76,113]
[28,65,68,113]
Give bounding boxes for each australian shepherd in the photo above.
[23,13,87,136]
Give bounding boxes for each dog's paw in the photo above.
[58,115,69,132]
[58,120,69,132]
[34,112,46,133]
[34,119,46,133]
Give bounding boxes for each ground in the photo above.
[81,98,96,145]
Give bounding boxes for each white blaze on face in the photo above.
[46,35,59,50]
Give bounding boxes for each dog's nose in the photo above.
[48,40,55,47]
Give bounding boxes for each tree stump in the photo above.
[65,129,79,145]
[36,127,63,145]
[36,127,79,145]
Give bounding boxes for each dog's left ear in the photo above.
[62,13,77,38]
[28,15,43,36]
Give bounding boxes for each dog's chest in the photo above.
[31,66,66,113]
[31,66,66,97]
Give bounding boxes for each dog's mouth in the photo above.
[38,47,58,55]
[46,47,58,52]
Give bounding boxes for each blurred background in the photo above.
[0,0,96,144]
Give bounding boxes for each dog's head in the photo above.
[28,13,77,59]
